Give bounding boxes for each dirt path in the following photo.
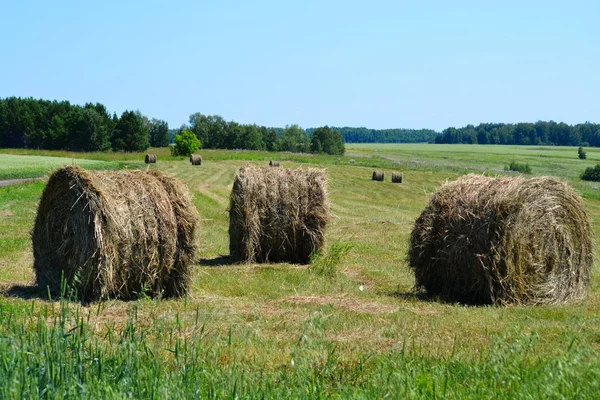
[0,177,44,187]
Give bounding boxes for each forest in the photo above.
[0,98,344,155]
[434,121,600,146]
[332,127,438,143]
[3,97,599,153]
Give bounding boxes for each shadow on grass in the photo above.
[2,284,53,301]
[387,290,439,303]
[197,255,240,267]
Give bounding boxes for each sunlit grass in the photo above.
[1,145,600,397]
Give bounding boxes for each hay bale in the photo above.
[392,173,403,183]
[408,174,593,305]
[190,154,202,165]
[229,165,329,263]
[372,171,384,181]
[145,154,157,164]
[269,160,280,167]
[31,165,199,301]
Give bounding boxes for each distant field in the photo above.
[0,154,121,180]
[0,146,600,397]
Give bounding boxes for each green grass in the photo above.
[1,144,600,398]
[0,154,121,180]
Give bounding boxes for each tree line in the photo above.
[0,97,170,151]
[173,113,345,155]
[0,97,344,155]
[333,127,438,143]
[434,121,600,146]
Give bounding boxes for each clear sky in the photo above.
[1,0,598,131]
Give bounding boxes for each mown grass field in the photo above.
[1,144,600,398]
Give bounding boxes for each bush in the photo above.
[504,160,531,174]
[581,165,600,182]
[171,130,201,157]
[578,146,587,160]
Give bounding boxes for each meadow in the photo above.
[1,144,600,398]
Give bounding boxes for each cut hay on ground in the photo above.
[32,165,199,301]
[190,154,202,165]
[229,165,329,263]
[372,171,384,181]
[408,174,593,305]
[392,173,403,183]
[269,160,280,167]
[145,154,156,164]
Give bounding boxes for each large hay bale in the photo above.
[392,173,403,183]
[372,171,384,181]
[145,154,157,164]
[229,165,329,263]
[32,166,199,301]
[269,160,280,167]
[408,174,593,305]
[190,154,202,165]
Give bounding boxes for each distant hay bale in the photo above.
[190,154,202,165]
[31,166,199,301]
[372,171,384,181]
[349,159,355,164]
[269,160,280,167]
[229,165,329,263]
[392,173,403,183]
[145,154,156,164]
[408,174,593,305]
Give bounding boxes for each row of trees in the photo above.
[435,121,600,147]
[0,97,169,151]
[0,98,344,155]
[334,127,438,143]
[185,113,344,155]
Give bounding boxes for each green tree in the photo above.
[578,146,587,160]
[149,119,170,147]
[310,126,345,155]
[278,124,309,153]
[171,129,201,156]
[112,110,149,151]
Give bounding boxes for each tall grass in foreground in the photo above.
[0,297,598,399]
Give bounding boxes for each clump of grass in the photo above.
[505,160,532,174]
[308,241,353,277]
[581,164,600,182]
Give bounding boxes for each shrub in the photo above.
[504,160,531,174]
[578,146,587,160]
[581,165,600,182]
[171,130,201,157]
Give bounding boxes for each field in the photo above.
[1,144,600,398]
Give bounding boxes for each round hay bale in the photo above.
[229,165,329,263]
[269,160,280,167]
[408,174,593,305]
[372,171,384,181]
[392,173,403,183]
[145,154,157,164]
[190,154,202,165]
[32,165,199,301]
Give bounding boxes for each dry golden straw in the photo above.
[145,154,157,164]
[408,174,593,305]
[32,165,199,301]
[372,171,384,181]
[190,154,202,165]
[229,164,330,263]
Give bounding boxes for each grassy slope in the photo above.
[0,145,600,398]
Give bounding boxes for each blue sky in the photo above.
[1,0,598,131]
